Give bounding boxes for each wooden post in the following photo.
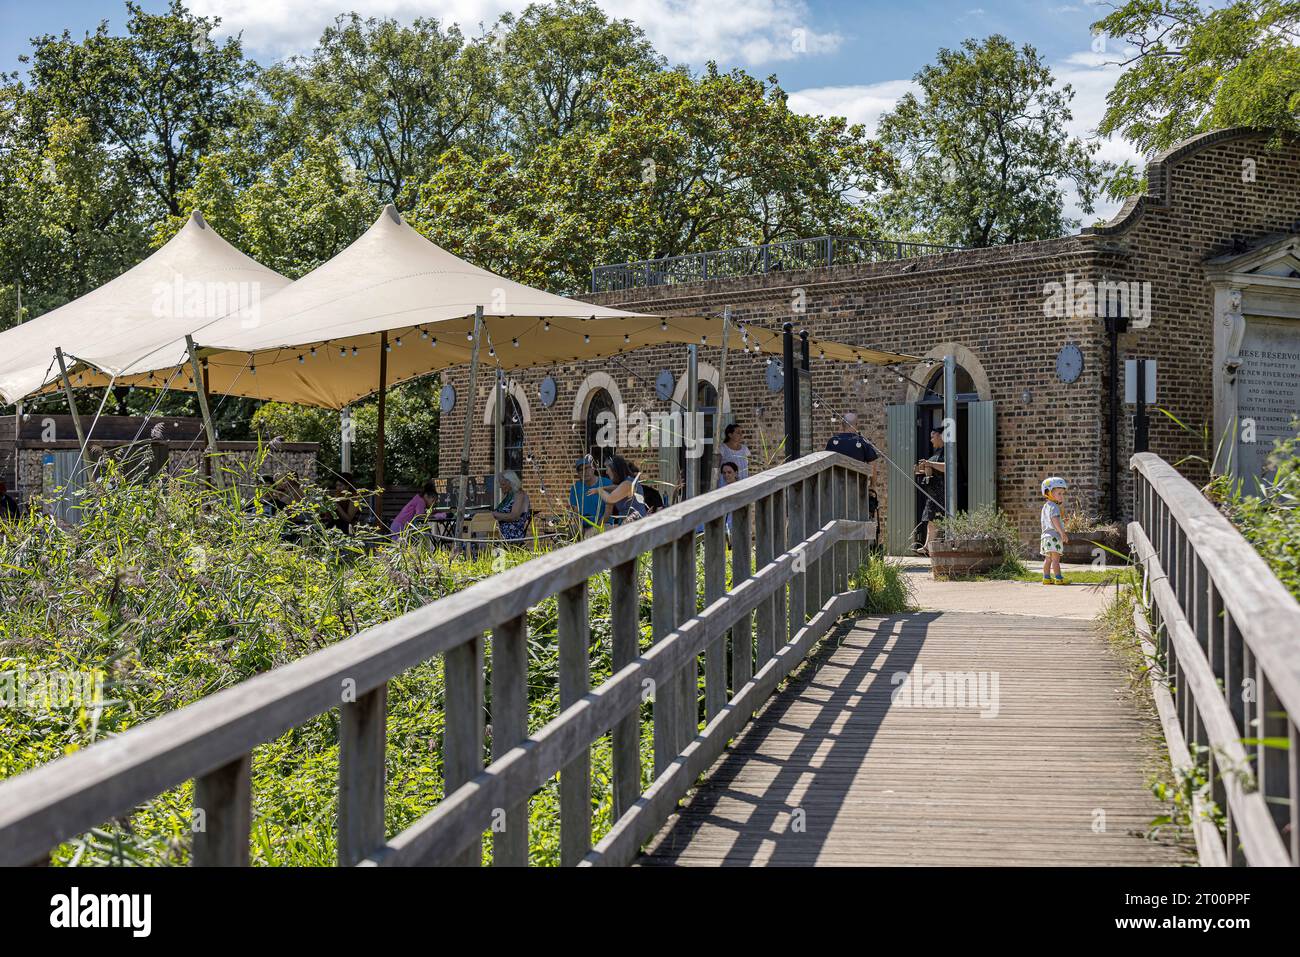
[771,485,787,648]
[804,475,820,617]
[493,368,505,484]
[454,308,484,540]
[819,469,834,606]
[443,634,484,866]
[558,581,591,865]
[609,561,640,822]
[185,336,220,482]
[703,517,728,718]
[684,345,699,500]
[754,493,775,665]
[652,541,679,777]
[53,347,86,458]
[730,502,752,693]
[338,684,387,866]
[491,614,529,866]
[675,531,697,751]
[788,478,806,637]
[375,331,389,525]
[192,754,251,866]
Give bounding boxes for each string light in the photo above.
[310,346,317,356]
[430,337,437,347]
[420,328,428,339]
[297,355,304,364]
[660,320,667,331]
[395,337,402,347]
[583,334,590,344]
[351,347,358,356]
[544,321,550,331]
[340,347,347,357]
[512,338,520,348]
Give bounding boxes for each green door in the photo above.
[966,400,997,512]
[886,403,917,555]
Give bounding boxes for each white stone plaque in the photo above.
[1235,317,1300,486]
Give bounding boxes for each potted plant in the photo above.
[929,505,1021,579]
[1060,512,1128,565]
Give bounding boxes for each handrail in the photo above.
[591,235,962,292]
[0,449,876,867]
[1129,452,1300,866]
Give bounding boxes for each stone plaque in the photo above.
[1235,317,1300,486]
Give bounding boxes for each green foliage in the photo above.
[0,456,649,866]
[851,556,916,613]
[251,378,441,489]
[1094,0,1300,156]
[935,504,1027,575]
[1207,429,1300,601]
[875,35,1111,246]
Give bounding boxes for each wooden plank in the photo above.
[676,533,698,753]
[703,518,728,719]
[192,754,251,867]
[491,615,529,866]
[833,468,847,594]
[770,487,787,651]
[558,581,591,866]
[819,469,834,604]
[639,612,1190,868]
[754,493,775,666]
[804,476,819,618]
[651,541,678,778]
[730,502,753,693]
[443,634,484,867]
[609,562,641,825]
[788,479,806,639]
[338,684,387,866]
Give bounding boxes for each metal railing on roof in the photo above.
[591,235,961,293]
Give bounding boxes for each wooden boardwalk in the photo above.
[641,611,1190,866]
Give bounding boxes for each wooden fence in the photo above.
[0,450,875,867]
[1129,452,1300,866]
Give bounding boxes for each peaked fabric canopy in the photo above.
[94,206,917,409]
[0,211,292,405]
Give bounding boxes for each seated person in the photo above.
[491,470,533,542]
[0,480,21,524]
[329,472,360,533]
[392,481,437,535]
[567,455,610,533]
[718,460,740,489]
[590,455,647,523]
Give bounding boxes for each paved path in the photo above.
[640,609,1187,866]
[900,557,1114,620]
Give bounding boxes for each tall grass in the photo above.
[0,456,659,866]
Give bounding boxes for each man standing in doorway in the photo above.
[914,427,946,555]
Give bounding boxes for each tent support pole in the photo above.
[185,336,220,485]
[710,306,730,491]
[684,345,698,500]
[493,367,505,488]
[341,407,353,474]
[454,307,484,543]
[943,355,957,519]
[376,332,389,527]
[54,347,87,458]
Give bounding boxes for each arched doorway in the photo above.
[584,388,617,468]
[499,393,525,476]
[677,380,719,497]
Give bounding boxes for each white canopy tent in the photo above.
[0,211,291,405]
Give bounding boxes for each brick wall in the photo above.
[439,128,1300,548]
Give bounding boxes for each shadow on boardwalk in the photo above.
[641,611,1189,867]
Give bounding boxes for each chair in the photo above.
[466,511,498,557]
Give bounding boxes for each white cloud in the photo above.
[787,48,1148,228]
[191,0,841,66]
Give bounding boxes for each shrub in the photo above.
[853,556,916,613]
[934,504,1026,576]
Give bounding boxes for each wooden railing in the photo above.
[0,450,875,867]
[1128,452,1300,866]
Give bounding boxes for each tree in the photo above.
[410,65,888,291]
[492,0,664,153]
[20,0,254,217]
[875,35,1110,247]
[261,14,497,207]
[1094,0,1300,156]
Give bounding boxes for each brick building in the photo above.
[438,128,1300,551]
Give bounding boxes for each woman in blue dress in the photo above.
[589,455,647,525]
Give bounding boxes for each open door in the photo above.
[966,400,997,511]
[886,403,917,555]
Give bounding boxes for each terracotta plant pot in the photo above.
[1059,528,1129,566]
[929,538,1003,579]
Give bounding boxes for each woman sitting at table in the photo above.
[590,455,648,524]
[492,470,533,542]
[391,481,437,535]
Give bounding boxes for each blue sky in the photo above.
[1,0,1137,220]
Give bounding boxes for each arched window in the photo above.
[923,364,977,402]
[500,394,524,475]
[584,388,616,467]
